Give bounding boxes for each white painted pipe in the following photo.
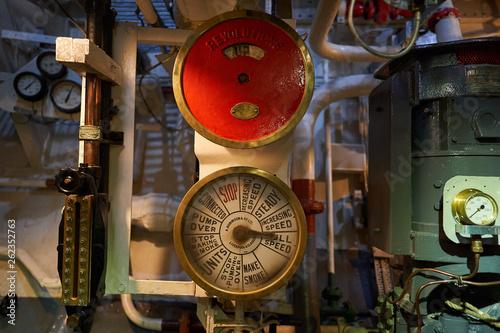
[121,294,163,331]
[135,0,158,25]
[434,0,463,43]
[292,74,380,274]
[324,107,336,274]
[309,0,400,62]
[292,74,380,181]
[174,0,237,22]
[131,193,181,232]
[137,27,192,46]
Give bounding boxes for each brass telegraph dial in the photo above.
[174,167,307,300]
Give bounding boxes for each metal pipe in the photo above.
[291,75,380,330]
[324,108,335,274]
[83,0,106,166]
[292,75,380,181]
[0,177,56,188]
[432,0,463,43]
[309,0,399,62]
[131,193,181,232]
[135,0,158,25]
[137,27,192,46]
[84,74,101,166]
[121,294,204,332]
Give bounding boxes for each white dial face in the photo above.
[39,54,64,75]
[17,74,42,97]
[52,81,81,112]
[465,195,496,225]
[176,169,305,299]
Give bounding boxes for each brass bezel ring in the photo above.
[452,188,499,225]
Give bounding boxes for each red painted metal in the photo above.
[428,7,461,32]
[292,179,325,235]
[181,18,307,142]
[348,0,413,23]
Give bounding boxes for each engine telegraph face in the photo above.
[173,10,314,148]
[174,167,307,300]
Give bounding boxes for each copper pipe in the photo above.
[388,253,480,305]
[84,74,101,166]
[83,0,106,167]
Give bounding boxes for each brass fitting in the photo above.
[471,236,483,254]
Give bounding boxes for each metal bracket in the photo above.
[79,125,123,145]
[79,125,102,141]
[455,224,500,236]
[56,37,122,85]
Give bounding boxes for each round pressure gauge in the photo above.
[50,80,81,113]
[37,51,67,79]
[174,167,307,300]
[13,71,48,102]
[452,189,498,225]
[173,10,314,148]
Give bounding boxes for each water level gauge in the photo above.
[174,167,306,300]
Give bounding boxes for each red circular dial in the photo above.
[174,11,314,148]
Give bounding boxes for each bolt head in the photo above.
[64,278,71,285]
[434,180,444,188]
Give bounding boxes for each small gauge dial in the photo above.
[37,50,67,79]
[174,167,306,300]
[452,189,498,225]
[50,80,81,113]
[13,71,48,102]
